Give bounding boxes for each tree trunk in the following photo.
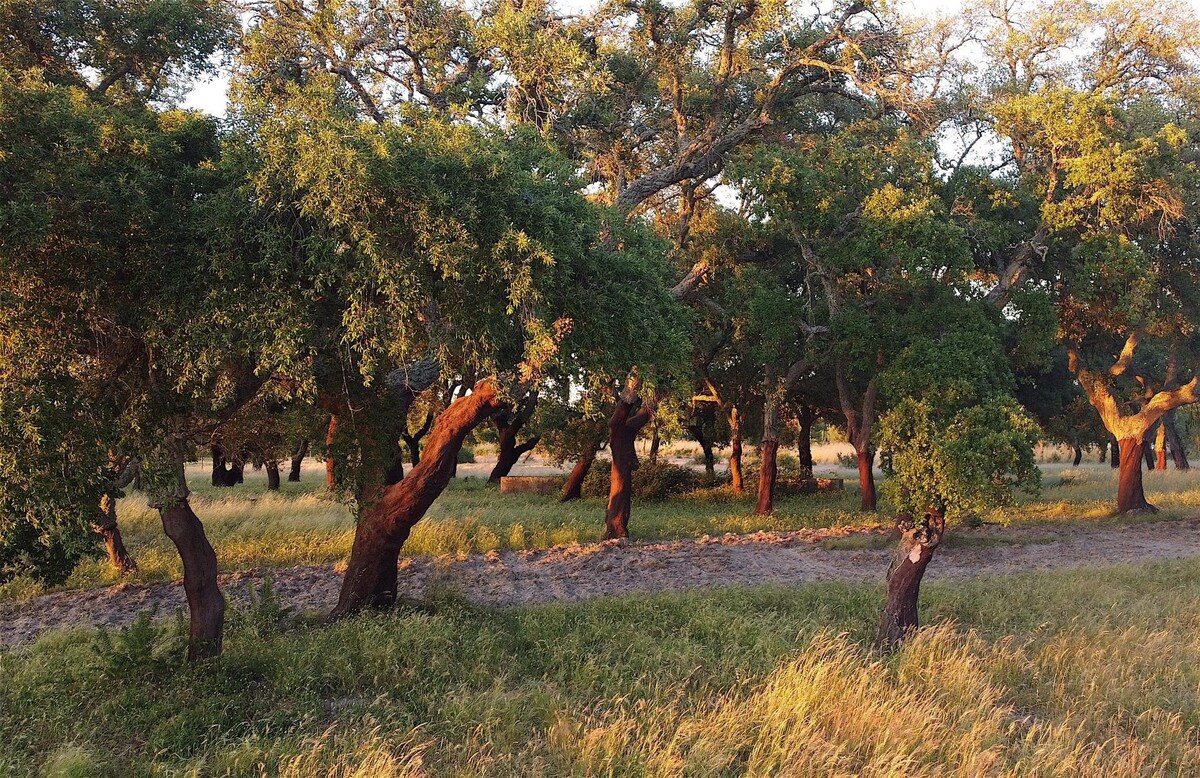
[1156,422,1168,471]
[1164,411,1190,470]
[288,439,308,482]
[857,446,877,511]
[488,396,539,484]
[1117,436,1157,514]
[605,374,654,540]
[1142,427,1157,470]
[1099,444,1108,464]
[1110,436,1120,468]
[797,410,815,478]
[266,461,281,490]
[95,493,138,575]
[876,510,945,651]
[561,434,601,502]
[401,411,434,468]
[159,498,224,661]
[648,422,661,465]
[755,396,779,516]
[325,414,338,492]
[333,381,505,616]
[1072,444,1083,467]
[729,406,744,493]
[211,446,224,487]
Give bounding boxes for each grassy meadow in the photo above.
[5,449,1200,775]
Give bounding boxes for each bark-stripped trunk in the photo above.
[288,439,308,482]
[755,392,779,516]
[325,414,339,492]
[1156,422,1168,471]
[1072,444,1083,467]
[876,510,945,651]
[729,406,744,493]
[95,493,137,575]
[1117,437,1156,514]
[266,461,281,491]
[856,447,877,512]
[1164,411,1190,470]
[605,373,654,540]
[333,381,505,616]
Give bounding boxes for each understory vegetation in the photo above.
[6,558,1200,776]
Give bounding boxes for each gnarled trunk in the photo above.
[1164,411,1190,470]
[856,447,877,512]
[333,381,505,616]
[266,460,281,490]
[158,498,224,661]
[288,439,308,482]
[876,510,945,651]
[729,406,744,493]
[95,493,137,576]
[1117,437,1157,514]
[605,374,654,540]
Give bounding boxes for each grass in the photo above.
[5,458,1200,602]
[6,560,1200,775]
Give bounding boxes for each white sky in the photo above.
[182,0,1200,115]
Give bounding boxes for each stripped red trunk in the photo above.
[857,447,877,511]
[325,414,338,492]
[605,377,654,539]
[561,442,598,502]
[159,499,224,660]
[1156,422,1168,471]
[333,381,505,616]
[755,439,778,515]
[96,493,137,575]
[1117,437,1156,514]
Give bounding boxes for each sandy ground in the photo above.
[5,517,1200,647]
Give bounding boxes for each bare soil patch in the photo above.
[5,517,1200,647]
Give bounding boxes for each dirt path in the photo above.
[5,518,1200,648]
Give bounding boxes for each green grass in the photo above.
[5,460,1200,602]
[6,561,1200,775]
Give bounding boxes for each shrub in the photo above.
[456,446,476,464]
[581,459,699,500]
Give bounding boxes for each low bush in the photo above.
[581,459,700,501]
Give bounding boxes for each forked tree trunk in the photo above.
[562,432,603,502]
[1164,411,1190,470]
[1072,444,1083,467]
[876,510,945,651]
[288,439,308,482]
[333,381,505,616]
[401,411,434,468]
[856,447,877,512]
[325,414,338,492]
[755,396,779,516]
[729,406,744,493]
[95,493,138,575]
[266,461,281,491]
[1156,422,1168,471]
[605,374,654,540]
[1117,436,1157,514]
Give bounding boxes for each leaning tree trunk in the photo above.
[95,493,138,576]
[605,374,654,540]
[266,461,281,491]
[1116,436,1157,514]
[729,406,744,493]
[561,446,597,502]
[877,510,945,651]
[755,396,779,516]
[333,381,505,616]
[1164,411,1190,470]
[856,446,877,512]
[288,439,308,482]
[1156,422,1168,471]
[159,498,224,660]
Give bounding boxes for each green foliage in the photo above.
[582,459,700,501]
[878,396,1041,520]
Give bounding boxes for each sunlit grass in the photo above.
[7,560,1200,774]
